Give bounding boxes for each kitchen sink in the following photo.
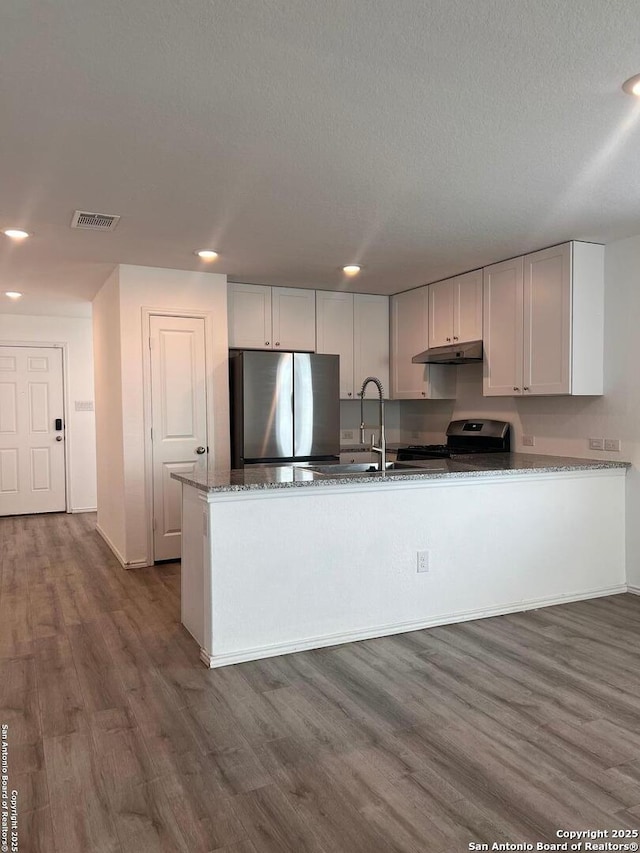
[307,461,445,477]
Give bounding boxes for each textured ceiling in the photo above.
[1,0,640,312]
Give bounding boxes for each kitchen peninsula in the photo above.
[173,455,628,668]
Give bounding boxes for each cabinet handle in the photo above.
[453,336,459,341]
[275,342,280,347]
[524,386,530,391]
[421,391,426,397]
[446,337,451,342]
[513,387,520,392]
[347,392,352,397]
[265,341,270,346]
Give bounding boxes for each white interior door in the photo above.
[150,316,207,561]
[0,346,66,515]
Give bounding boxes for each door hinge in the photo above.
[153,517,157,531]
[149,337,153,350]
[150,427,153,440]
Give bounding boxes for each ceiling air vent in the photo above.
[70,210,120,231]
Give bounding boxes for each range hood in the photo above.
[412,339,483,365]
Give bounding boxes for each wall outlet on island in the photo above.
[588,438,604,450]
[416,551,430,573]
[522,435,535,447]
[341,429,354,441]
[604,438,620,452]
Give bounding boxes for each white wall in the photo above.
[400,232,640,582]
[93,264,229,567]
[93,268,126,555]
[0,311,97,512]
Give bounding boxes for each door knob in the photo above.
[55,435,63,442]
[196,446,206,454]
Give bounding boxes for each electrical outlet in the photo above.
[417,551,429,573]
[588,438,604,451]
[604,438,620,452]
[522,435,535,447]
[341,429,354,441]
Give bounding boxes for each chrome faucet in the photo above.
[359,376,386,471]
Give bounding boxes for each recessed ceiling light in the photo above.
[195,250,219,261]
[5,291,22,299]
[343,265,361,275]
[3,229,30,240]
[622,74,640,96]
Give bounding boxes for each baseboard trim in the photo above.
[199,583,627,668]
[95,524,150,569]
[626,585,640,596]
[70,506,97,514]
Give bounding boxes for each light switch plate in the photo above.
[604,438,620,452]
[522,435,535,447]
[588,438,604,450]
[341,429,354,441]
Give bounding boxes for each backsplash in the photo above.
[399,361,628,460]
[340,400,402,446]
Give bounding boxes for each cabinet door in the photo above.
[523,243,571,395]
[390,289,456,400]
[354,294,390,398]
[228,283,272,349]
[428,280,454,347]
[482,257,524,396]
[316,291,355,398]
[454,270,483,343]
[271,287,316,352]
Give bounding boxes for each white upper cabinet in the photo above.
[316,292,389,398]
[353,294,390,398]
[390,287,456,400]
[316,291,355,398]
[271,287,316,351]
[428,280,455,347]
[523,243,571,395]
[455,270,483,344]
[228,283,316,351]
[483,257,524,396]
[483,242,604,396]
[228,283,272,349]
[428,270,483,347]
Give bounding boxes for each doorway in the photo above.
[0,345,66,515]
[148,315,208,561]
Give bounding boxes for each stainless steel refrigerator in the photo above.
[230,350,340,467]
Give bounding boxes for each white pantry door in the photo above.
[0,346,66,515]
[150,316,208,561]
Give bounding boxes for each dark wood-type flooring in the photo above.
[2,512,640,852]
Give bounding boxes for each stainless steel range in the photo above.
[396,419,511,461]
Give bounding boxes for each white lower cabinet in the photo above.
[390,287,456,400]
[316,292,389,398]
[483,241,604,396]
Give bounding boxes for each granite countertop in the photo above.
[171,453,630,494]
